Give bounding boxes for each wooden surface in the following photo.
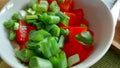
[112,21,120,53]
[0,0,9,9]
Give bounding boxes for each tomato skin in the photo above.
[16,20,28,45]
[58,0,74,12]
[16,20,36,50]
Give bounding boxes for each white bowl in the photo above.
[0,0,115,68]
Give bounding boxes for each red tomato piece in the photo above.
[65,12,81,27]
[47,0,53,4]
[62,42,90,63]
[81,18,90,26]
[58,0,74,12]
[16,20,28,45]
[37,0,40,3]
[72,8,84,17]
[16,20,36,50]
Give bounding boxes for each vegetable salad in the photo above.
[4,0,94,68]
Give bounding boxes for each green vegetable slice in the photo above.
[56,11,70,26]
[29,56,53,68]
[50,1,60,13]
[49,51,67,68]
[9,30,16,40]
[58,35,65,48]
[75,31,93,45]
[4,20,15,29]
[15,49,36,62]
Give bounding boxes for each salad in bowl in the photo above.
[0,0,114,68]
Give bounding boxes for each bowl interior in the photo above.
[0,0,114,68]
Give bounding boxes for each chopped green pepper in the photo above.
[9,30,16,40]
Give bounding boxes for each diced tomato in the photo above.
[72,8,84,17]
[57,0,74,12]
[47,0,53,4]
[37,0,40,3]
[16,20,36,50]
[16,20,28,45]
[65,12,81,27]
[81,18,90,26]
[62,42,90,63]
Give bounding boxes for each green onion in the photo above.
[50,25,60,36]
[26,19,37,24]
[68,54,80,67]
[39,13,49,23]
[12,13,19,21]
[33,0,48,12]
[9,30,16,40]
[4,20,15,29]
[40,37,60,58]
[15,49,36,62]
[75,31,93,45]
[26,15,38,20]
[25,41,40,50]
[49,51,67,68]
[60,28,69,35]
[35,22,44,30]
[50,1,60,13]
[29,30,51,42]
[48,16,60,24]
[29,56,53,68]
[19,10,27,19]
[29,30,44,42]
[27,8,36,15]
[56,12,70,26]
[14,22,19,30]
[47,12,56,16]
[58,35,65,48]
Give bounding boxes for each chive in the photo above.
[14,22,19,30]
[29,56,53,68]
[12,13,19,21]
[27,8,36,15]
[60,28,69,35]
[40,37,60,58]
[26,15,38,20]
[9,30,16,40]
[48,16,60,24]
[75,31,93,45]
[56,12,70,26]
[50,1,60,13]
[35,22,44,30]
[50,25,60,36]
[49,51,67,68]
[39,13,49,23]
[58,35,65,48]
[39,38,52,58]
[39,1,48,12]
[15,49,36,62]
[29,30,44,42]
[33,0,48,12]
[25,41,40,50]
[4,20,15,29]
